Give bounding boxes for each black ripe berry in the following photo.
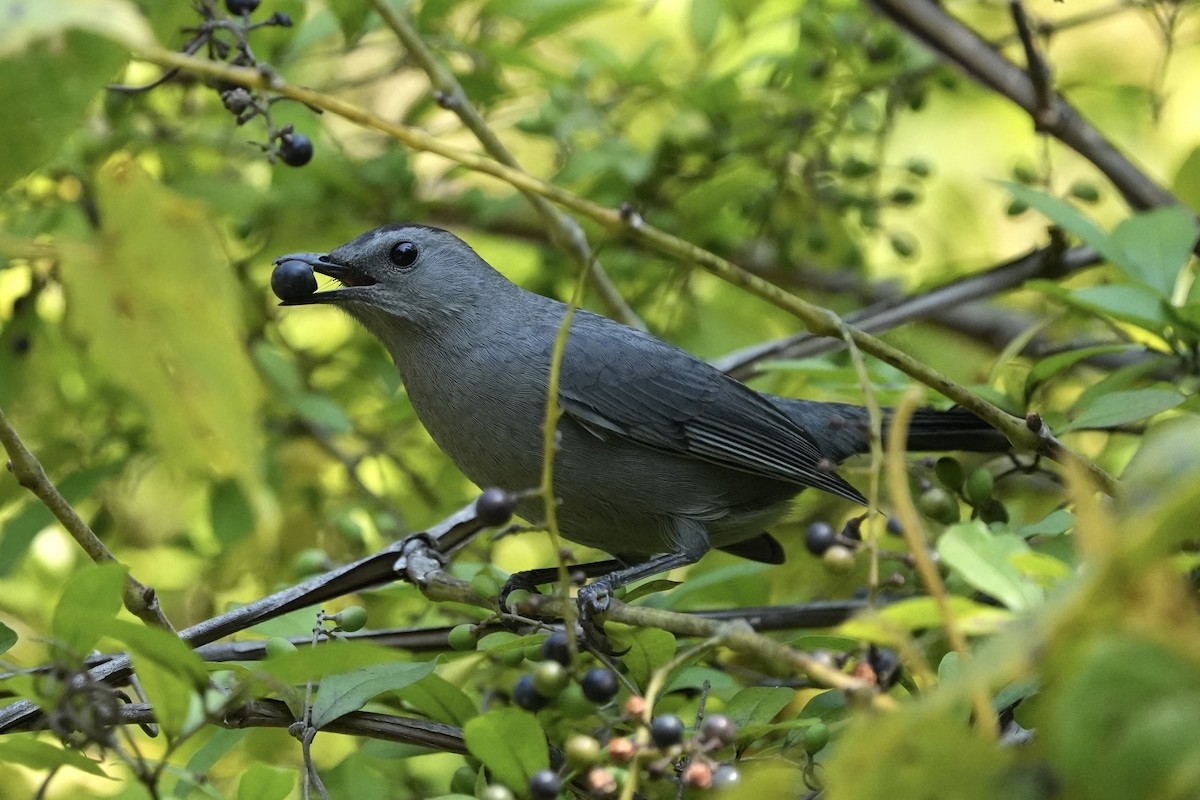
[271,260,317,302]
[513,674,547,712]
[225,0,260,15]
[540,631,570,666]
[528,770,561,800]
[649,714,685,748]
[698,713,737,747]
[279,133,314,167]
[475,488,515,527]
[805,521,837,555]
[580,667,618,704]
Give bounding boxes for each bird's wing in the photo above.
[555,313,866,505]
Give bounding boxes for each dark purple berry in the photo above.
[268,11,293,26]
[278,133,314,167]
[867,645,901,690]
[528,769,561,800]
[698,713,736,746]
[475,488,515,527]
[649,714,685,748]
[580,667,618,704]
[225,0,260,15]
[540,631,570,666]
[271,260,317,302]
[804,521,836,555]
[513,674,546,712]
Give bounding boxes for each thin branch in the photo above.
[868,0,1180,212]
[0,404,172,631]
[716,244,1100,377]
[1009,0,1057,129]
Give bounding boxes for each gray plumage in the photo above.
[275,224,1007,574]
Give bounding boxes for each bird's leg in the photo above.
[575,549,703,617]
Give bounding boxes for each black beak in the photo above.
[272,252,377,305]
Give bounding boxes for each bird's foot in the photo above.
[575,582,613,654]
[498,571,543,612]
[576,582,612,617]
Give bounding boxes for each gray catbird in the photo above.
[274,224,1009,606]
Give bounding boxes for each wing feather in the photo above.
[555,312,866,505]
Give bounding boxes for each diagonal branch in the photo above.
[869,0,1180,212]
[0,405,172,631]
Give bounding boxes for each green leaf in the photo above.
[253,642,421,686]
[937,522,1043,612]
[690,0,722,48]
[59,157,264,487]
[1024,344,1136,400]
[1018,509,1074,538]
[996,182,1117,261]
[311,660,437,729]
[1033,282,1171,332]
[210,478,255,547]
[722,686,794,729]
[611,627,675,691]
[183,728,249,783]
[329,2,371,43]
[291,393,354,434]
[0,31,128,188]
[0,0,154,56]
[105,619,209,740]
[396,672,479,726]
[1109,206,1198,296]
[1064,387,1184,432]
[463,708,549,792]
[1044,635,1200,800]
[52,562,127,657]
[237,763,296,800]
[837,596,1012,643]
[0,621,15,655]
[0,734,108,777]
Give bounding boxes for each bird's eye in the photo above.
[389,241,419,269]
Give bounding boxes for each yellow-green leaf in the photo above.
[59,157,264,486]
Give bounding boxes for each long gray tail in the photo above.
[769,397,1011,463]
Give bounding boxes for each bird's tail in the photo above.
[768,397,1011,462]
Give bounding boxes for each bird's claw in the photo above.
[576,583,612,617]
[498,571,542,611]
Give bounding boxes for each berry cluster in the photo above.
[109,0,315,167]
[451,628,746,798]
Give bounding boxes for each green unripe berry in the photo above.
[338,606,368,632]
[803,721,830,754]
[934,457,964,491]
[532,660,570,698]
[965,468,994,506]
[564,734,602,768]
[264,637,298,659]
[448,624,479,651]
[504,589,532,614]
[480,785,516,800]
[918,487,960,524]
[450,765,477,796]
[822,544,857,574]
[1069,180,1100,203]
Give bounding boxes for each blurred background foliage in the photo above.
[2,0,1200,798]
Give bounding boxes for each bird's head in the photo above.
[273,224,514,332]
